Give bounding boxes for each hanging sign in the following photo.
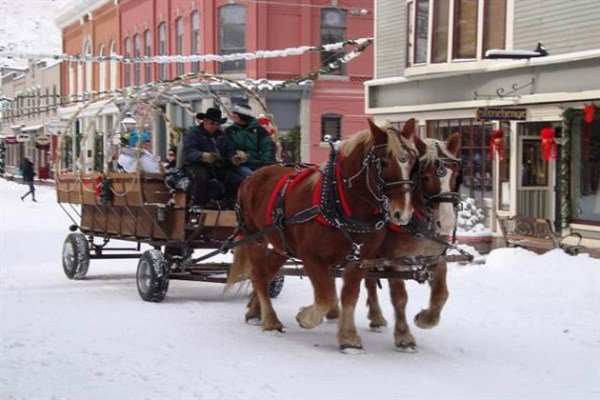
[16,133,31,142]
[476,107,527,121]
[34,133,52,147]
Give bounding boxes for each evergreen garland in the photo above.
[559,108,583,230]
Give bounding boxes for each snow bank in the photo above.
[1,179,599,399]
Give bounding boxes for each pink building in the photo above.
[119,0,373,163]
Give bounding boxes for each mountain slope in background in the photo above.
[0,0,74,68]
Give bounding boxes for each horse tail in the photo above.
[225,241,253,290]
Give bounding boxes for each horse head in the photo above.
[418,133,462,236]
[337,118,420,226]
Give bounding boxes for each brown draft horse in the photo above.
[352,134,462,352]
[227,119,422,339]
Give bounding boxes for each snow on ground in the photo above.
[1,179,599,399]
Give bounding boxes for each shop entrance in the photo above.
[516,122,559,221]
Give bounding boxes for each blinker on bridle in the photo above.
[423,142,463,207]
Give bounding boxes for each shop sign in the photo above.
[45,120,69,136]
[34,133,52,147]
[16,133,31,142]
[476,107,527,121]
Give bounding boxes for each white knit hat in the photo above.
[231,104,254,118]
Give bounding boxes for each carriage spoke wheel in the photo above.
[62,233,90,280]
[268,273,285,299]
[136,249,170,302]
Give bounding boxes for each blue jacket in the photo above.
[182,124,237,166]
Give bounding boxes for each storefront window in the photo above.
[428,119,493,206]
[521,139,548,186]
[571,115,600,223]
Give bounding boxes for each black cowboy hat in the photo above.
[196,107,227,124]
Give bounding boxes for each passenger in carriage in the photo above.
[117,131,162,174]
[182,107,244,210]
[225,103,276,178]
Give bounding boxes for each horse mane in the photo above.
[420,138,460,165]
[339,125,405,158]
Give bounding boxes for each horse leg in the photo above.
[365,278,388,329]
[249,245,286,332]
[414,261,449,329]
[389,278,417,352]
[245,290,261,325]
[325,292,340,321]
[338,264,368,351]
[296,261,337,329]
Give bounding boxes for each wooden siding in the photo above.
[514,0,600,55]
[375,0,405,78]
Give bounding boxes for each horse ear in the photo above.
[400,118,416,139]
[367,119,388,145]
[415,136,428,157]
[447,132,462,156]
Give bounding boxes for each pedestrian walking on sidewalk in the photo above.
[20,157,36,202]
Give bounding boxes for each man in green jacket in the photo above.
[225,104,275,177]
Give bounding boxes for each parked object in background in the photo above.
[497,214,583,255]
[456,197,492,243]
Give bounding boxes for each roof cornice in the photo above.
[55,0,112,29]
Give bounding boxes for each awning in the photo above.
[21,124,44,132]
[3,136,18,144]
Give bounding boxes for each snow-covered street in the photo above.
[1,179,599,399]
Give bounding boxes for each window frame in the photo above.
[123,37,131,87]
[320,8,348,75]
[133,34,141,86]
[175,17,184,76]
[158,22,168,80]
[218,4,246,74]
[144,30,152,83]
[321,114,343,142]
[405,0,508,67]
[191,10,200,73]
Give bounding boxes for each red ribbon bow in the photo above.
[540,128,557,161]
[584,105,596,124]
[489,130,505,161]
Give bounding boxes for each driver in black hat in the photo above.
[182,107,244,210]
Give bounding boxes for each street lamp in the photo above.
[121,112,137,133]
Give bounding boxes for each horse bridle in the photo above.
[422,142,463,207]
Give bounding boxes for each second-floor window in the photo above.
[144,30,152,83]
[134,34,141,86]
[407,0,507,66]
[124,37,131,87]
[176,17,184,76]
[219,5,246,74]
[320,8,347,75]
[158,22,168,80]
[191,11,200,73]
[321,114,342,142]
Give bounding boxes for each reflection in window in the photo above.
[123,37,131,87]
[144,30,152,83]
[133,34,141,86]
[321,114,342,142]
[191,11,200,73]
[453,0,478,59]
[176,17,184,76]
[571,115,600,222]
[219,5,246,74]
[414,0,429,64]
[158,22,167,80]
[521,139,548,187]
[483,0,506,53]
[432,0,449,63]
[428,119,493,207]
[320,8,347,74]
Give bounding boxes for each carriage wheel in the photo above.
[268,274,285,299]
[62,232,90,280]
[136,249,170,302]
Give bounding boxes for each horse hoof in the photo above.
[340,345,365,355]
[414,311,439,329]
[246,317,261,326]
[395,343,418,353]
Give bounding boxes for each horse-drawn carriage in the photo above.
[55,76,474,352]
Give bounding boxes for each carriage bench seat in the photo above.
[496,214,583,255]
